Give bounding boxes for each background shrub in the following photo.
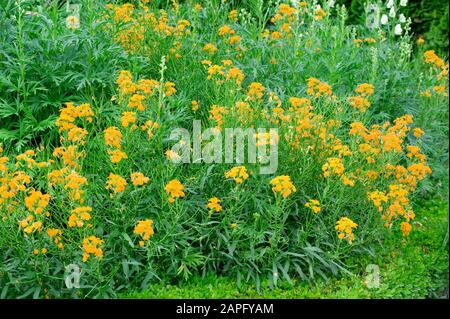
[338,0,449,54]
[0,0,128,150]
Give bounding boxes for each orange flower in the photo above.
[305,199,321,213]
[400,222,412,236]
[164,81,177,96]
[335,217,358,243]
[165,179,185,203]
[134,219,154,245]
[247,82,265,100]
[131,172,149,186]
[354,83,374,97]
[225,166,249,184]
[121,112,136,127]
[270,175,296,198]
[128,94,146,110]
[203,43,218,54]
[106,173,127,194]
[68,206,92,228]
[108,149,128,163]
[206,197,222,212]
[307,77,332,97]
[104,127,122,149]
[82,236,104,262]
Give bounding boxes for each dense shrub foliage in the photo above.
[0,0,127,149]
[338,0,449,54]
[0,0,448,298]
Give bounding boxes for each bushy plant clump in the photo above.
[0,0,127,149]
[0,0,447,298]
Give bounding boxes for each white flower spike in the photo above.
[389,7,396,18]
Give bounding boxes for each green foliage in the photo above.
[0,0,127,150]
[338,0,449,55]
[399,0,449,54]
[122,199,449,299]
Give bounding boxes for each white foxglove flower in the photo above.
[389,7,396,18]
[329,0,335,8]
[400,0,408,6]
[380,14,388,25]
[399,13,406,23]
[386,0,394,9]
[394,24,402,35]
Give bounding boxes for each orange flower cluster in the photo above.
[322,157,345,177]
[68,206,92,228]
[305,199,321,213]
[165,179,185,203]
[134,219,154,246]
[306,77,333,97]
[271,4,297,23]
[347,83,374,112]
[353,38,377,47]
[55,102,94,133]
[335,217,358,244]
[228,10,238,22]
[104,4,191,56]
[14,150,49,171]
[225,166,249,184]
[270,175,297,198]
[266,4,298,42]
[206,197,222,212]
[116,70,161,139]
[24,190,50,215]
[234,101,254,125]
[46,103,94,257]
[205,60,245,87]
[131,172,150,187]
[247,82,265,101]
[209,105,228,128]
[422,51,448,97]
[106,173,128,196]
[314,7,327,21]
[47,228,64,249]
[19,214,42,235]
[54,102,93,151]
[218,25,242,49]
[424,50,446,69]
[82,236,104,262]
[191,100,200,111]
[104,126,127,164]
[349,115,432,235]
[203,43,218,55]
[226,67,245,86]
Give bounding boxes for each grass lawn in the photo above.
[122,199,449,299]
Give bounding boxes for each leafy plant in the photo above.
[0,0,128,150]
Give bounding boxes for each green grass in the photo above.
[122,199,449,299]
